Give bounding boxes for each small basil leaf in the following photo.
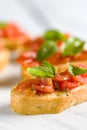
[44,30,66,41]
[27,66,54,78]
[0,22,7,29]
[68,63,87,76]
[62,37,85,56]
[26,61,56,78]
[36,40,58,61]
[42,61,55,75]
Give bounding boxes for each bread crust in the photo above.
[21,61,87,79]
[0,49,10,71]
[0,38,27,52]
[10,84,87,115]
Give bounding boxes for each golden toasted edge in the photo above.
[10,84,87,115]
[21,61,87,79]
[0,38,28,51]
[0,49,10,71]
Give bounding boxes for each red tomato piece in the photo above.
[0,29,5,37]
[54,71,72,81]
[21,59,39,68]
[5,23,20,38]
[73,73,87,84]
[58,80,79,91]
[19,51,37,59]
[34,85,54,93]
[34,78,54,92]
[17,79,34,93]
[17,51,39,67]
[75,51,87,61]
[53,71,79,91]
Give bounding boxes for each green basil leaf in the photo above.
[26,61,55,78]
[62,37,85,56]
[68,63,87,76]
[44,30,66,41]
[36,40,58,61]
[42,61,55,75]
[0,22,7,29]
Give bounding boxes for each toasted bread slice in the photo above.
[0,38,18,50]
[0,38,28,52]
[21,60,87,79]
[10,84,87,115]
[0,49,10,71]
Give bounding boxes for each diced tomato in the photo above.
[18,51,37,60]
[70,64,87,84]
[54,71,72,81]
[34,78,54,92]
[29,37,44,52]
[17,79,36,96]
[16,31,30,44]
[0,29,5,37]
[17,79,34,92]
[17,78,54,93]
[21,59,39,68]
[17,51,36,64]
[17,51,39,67]
[72,73,87,84]
[4,23,21,38]
[58,80,79,91]
[75,51,87,61]
[34,85,54,92]
[53,71,79,91]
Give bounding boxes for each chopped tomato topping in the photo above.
[0,29,5,37]
[17,51,40,67]
[72,73,87,84]
[54,70,72,81]
[33,78,54,92]
[17,78,54,93]
[17,79,34,93]
[71,64,87,84]
[75,51,87,60]
[18,50,87,68]
[28,37,44,52]
[18,51,37,60]
[20,59,39,68]
[0,22,29,45]
[58,80,79,91]
[53,71,79,91]
[4,23,20,38]
[17,67,87,94]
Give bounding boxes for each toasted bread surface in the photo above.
[10,84,87,115]
[0,49,10,71]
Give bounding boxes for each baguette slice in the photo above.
[21,61,87,79]
[0,49,10,71]
[0,38,29,52]
[10,84,87,115]
[0,38,18,50]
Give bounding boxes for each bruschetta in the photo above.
[17,30,87,79]
[0,22,30,51]
[0,44,10,71]
[10,62,87,115]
